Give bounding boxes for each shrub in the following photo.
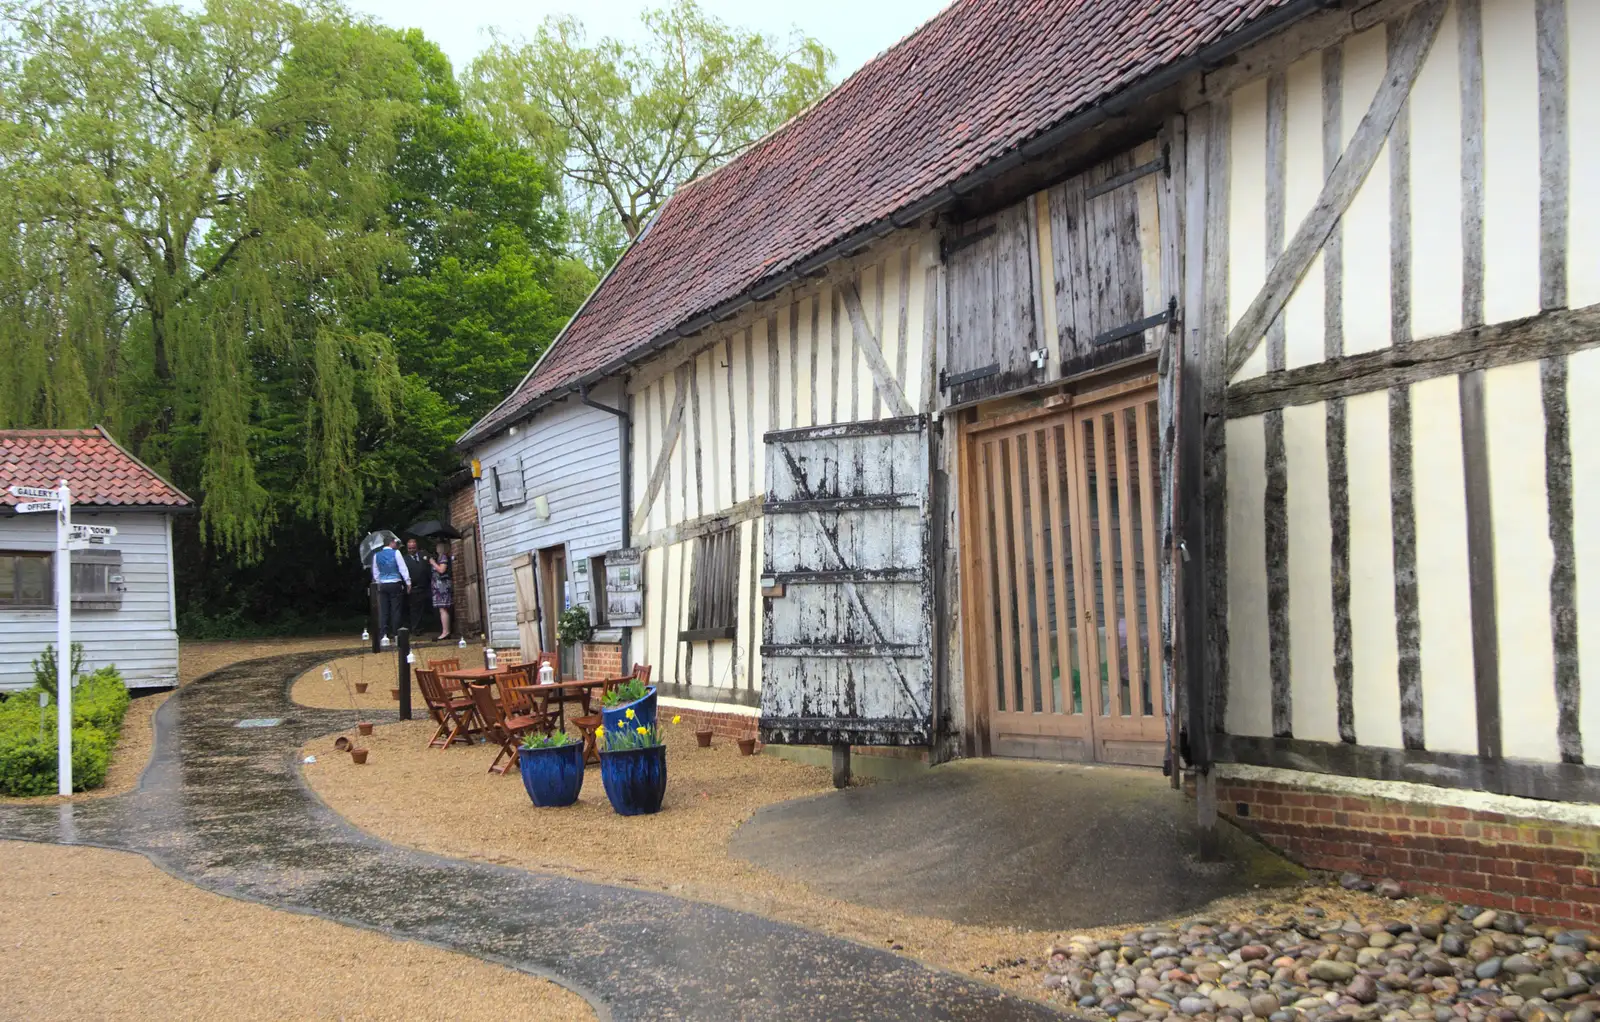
[31,642,86,700]
[0,722,111,795]
[72,667,130,733]
[557,606,594,646]
[0,664,126,796]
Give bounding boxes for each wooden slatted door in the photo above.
[962,383,1166,765]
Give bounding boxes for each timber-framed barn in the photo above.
[461,0,1600,920]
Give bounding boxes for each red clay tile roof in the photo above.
[0,427,193,509]
[462,0,1305,445]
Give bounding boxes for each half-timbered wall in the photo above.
[627,235,941,698]
[1203,0,1600,796]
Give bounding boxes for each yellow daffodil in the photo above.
[625,708,636,720]
[636,725,648,735]
[672,715,681,725]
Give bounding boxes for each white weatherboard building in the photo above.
[0,427,191,690]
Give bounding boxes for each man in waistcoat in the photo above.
[371,536,411,645]
[403,536,432,638]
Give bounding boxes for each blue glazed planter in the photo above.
[599,744,667,816]
[601,685,657,733]
[518,741,584,807]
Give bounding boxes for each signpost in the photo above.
[8,481,73,794]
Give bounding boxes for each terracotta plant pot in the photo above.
[357,722,374,736]
[695,729,713,748]
[333,735,352,752]
[390,687,401,701]
[351,748,369,765]
[737,737,757,757]
[354,682,368,694]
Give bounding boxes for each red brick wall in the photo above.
[661,705,761,744]
[1217,774,1600,924]
[446,482,480,633]
[580,643,622,680]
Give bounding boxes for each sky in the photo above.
[344,0,951,81]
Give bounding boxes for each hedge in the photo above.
[0,666,128,796]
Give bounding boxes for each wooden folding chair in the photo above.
[427,658,463,694]
[497,664,555,728]
[416,669,477,749]
[467,683,536,775]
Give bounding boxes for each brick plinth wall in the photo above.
[1217,775,1600,924]
[580,643,622,680]
[661,706,761,746]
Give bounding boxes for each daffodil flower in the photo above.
[672,715,681,725]
[625,708,636,720]
[636,725,648,735]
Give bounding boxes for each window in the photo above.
[70,548,124,611]
[589,555,608,628]
[491,457,525,509]
[682,525,740,641]
[0,551,52,607]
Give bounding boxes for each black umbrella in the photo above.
[406,519,462,540]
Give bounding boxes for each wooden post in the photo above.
[368,583,381,654]
[831,742,852,789]
[397,628,413,722]
[1195,768,1219,860]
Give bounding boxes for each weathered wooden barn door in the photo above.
[942,202,1045,406]
[510,553,541,655]
[961,382,1166,765]
[759,417,933,746]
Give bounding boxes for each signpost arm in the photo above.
[56,480,72,796]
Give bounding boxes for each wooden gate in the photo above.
[961,381,1166,765]
[759,417,933,746]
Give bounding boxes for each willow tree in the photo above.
[464,0,833,268]
[0,0,418,557]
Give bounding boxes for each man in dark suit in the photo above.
[403,537,433,638]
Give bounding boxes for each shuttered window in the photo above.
[0,551,52,607]
[682,525,740,642]
[491,457,525,509]
[71,548,124,611]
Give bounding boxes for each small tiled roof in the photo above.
[0,427,193,509]
[462,0,1303,445]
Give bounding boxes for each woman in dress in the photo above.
[430,540,454,641]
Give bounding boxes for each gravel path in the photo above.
[0,840,595,1021]
[0,650,1065,1021]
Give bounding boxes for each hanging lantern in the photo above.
[322,668,333,681]
[406,652,417,665]
[458,636,467,649]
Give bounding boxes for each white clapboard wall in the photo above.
[0,510,178,690]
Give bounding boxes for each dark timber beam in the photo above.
[1224,304,1600,417]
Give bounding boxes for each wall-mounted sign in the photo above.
[605,548,644,627]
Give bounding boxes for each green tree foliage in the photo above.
[465,0,833,268]
[0,0,809,635]
[0,0,416,556]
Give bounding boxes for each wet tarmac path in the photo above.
[0,651,1065,1021]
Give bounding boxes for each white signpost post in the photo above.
[9,481,73,794]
